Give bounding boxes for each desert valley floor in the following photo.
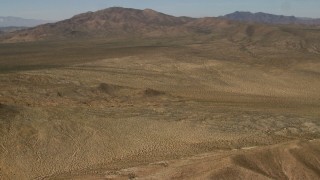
[0,37,319,179]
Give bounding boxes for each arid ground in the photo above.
[0,35,320,179]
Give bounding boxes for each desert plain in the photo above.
[0,8,320,180]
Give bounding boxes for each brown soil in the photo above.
[0,38,319,179]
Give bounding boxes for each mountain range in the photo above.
[0,16,52,28]
[1,7,320,50]
[0,7,228,41]
[223,11,320,25]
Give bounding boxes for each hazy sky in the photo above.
[1,0,320,20]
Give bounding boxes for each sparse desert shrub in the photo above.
[144,88,165,96]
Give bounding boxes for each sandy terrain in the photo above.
[58,139,320,180]
[0,41,320,179]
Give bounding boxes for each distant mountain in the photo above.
[0,16,52,27]
[0,26,28,33]
[223,11,320,25]
[0,7,234,42]
[1,7,320,56]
